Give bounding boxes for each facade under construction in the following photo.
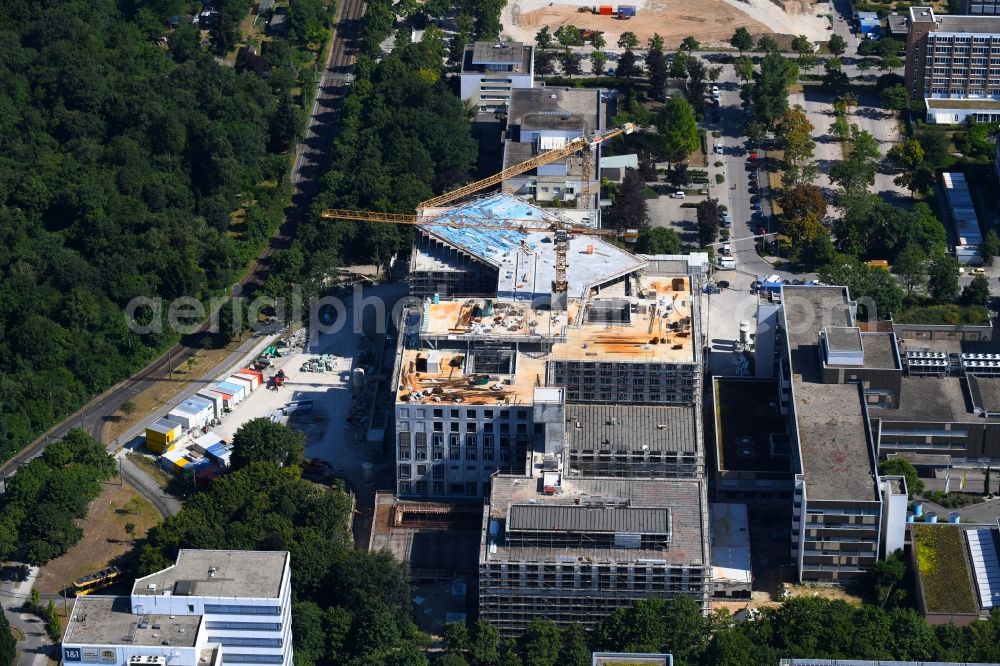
[479,476,709,636]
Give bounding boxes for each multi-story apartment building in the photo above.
[501,87,604,209]
[964,0,1000,14]
[396,193,702,500]
[905,7,1000,123]
[460,41,534,113]
[479,475,710,636]
[62,551,293,666]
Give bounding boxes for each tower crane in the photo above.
[414,122,636,210]
[320,122,638,307]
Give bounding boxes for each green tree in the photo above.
[590,51,608,75]
[962,274,991,307]
[554,25,583,47]
[646,46,669,98]
[560,50,582,75]
[0,609,14,666]
[757,34,779,53]
[752,53,797,126]
[636,227,683,255]
[469,620,501,666]
[887,138,924,173]
[558,625,590,666]
[775,106,817,186]
[891,244,928,294]
[605,169,650,231]
[704,628,759,666]
[535,26,551,48]
[230,419,306,471]
[617,31,639,50]
[443,622,470,654]
[120,400,136,416]
[870,552,906,609]
[927,254,961,302]
[792,35,813,57]
[982,229,1000,266]
[647,33,665,51]
[169,23,201,63]
[745,120,766,147]
[730,27,754,55]
[670,51,690,79]
[917,127,952,168]
[880,84,911,112]
[680,35,700,52]
[616,49,640,79]
[819,256,904,318]
[591,31,606,50]
[697,199,724,248]
[438,655,470,666]
[828,33,847,56]
[521,619,561,666]
[657,96,700,165]
[830,126,881,194]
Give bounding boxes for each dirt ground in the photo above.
[504,0,831,47]
[34,481,160,596]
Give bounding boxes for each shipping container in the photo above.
[145,418,182,454]
[236,368,263,389]
[216,380,246,402]
[168,397,214,431]
[617,4,637,16]
[228,375,254,395]
[196,390,224,418]
[598,4,613,14]
[210,388,235,410]
[192,432,224,454]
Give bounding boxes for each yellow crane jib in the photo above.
[414,122,637,211]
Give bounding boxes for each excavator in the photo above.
[320,122,639,295]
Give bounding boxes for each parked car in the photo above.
[973,267,987,276]
[717,280,731,289]
[722,213,731,226]
[670,191,685,199]
[703,282,721,294]
[711,85,720,97]
[714,144,724,154]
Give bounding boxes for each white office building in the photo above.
[62,551,292,666]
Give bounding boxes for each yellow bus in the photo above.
[73,566,122,596]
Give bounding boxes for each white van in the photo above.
[717,256,736,270]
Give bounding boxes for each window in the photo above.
[450,409,459,418]
[415,481,427,494]
[417,464,427,476]
[222,656,283,664]
[399,464,411,479]
[465,482,478,496]
[467,410,477,419]
[433,481,444,495]
[205,605,280,616]
[399,482,411,494]
[209,638,283,648]
[466,448,478,461]
[433,409,443,418]
[205,622,282,631]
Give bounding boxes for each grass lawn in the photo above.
[34,481,161,596]
[912,524,978,614]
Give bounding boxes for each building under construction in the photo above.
[392,193,703,499]
[479,475,710,636]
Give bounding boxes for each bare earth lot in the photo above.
[503,0,831,47]
[35,481,160,595]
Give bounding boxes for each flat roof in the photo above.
[826,326,863,352]
[133,550,287,599]
[64,596,201,647]
[508,87,600,135]
[927,98,1000,110]
[783,286,880,502]
[871,376,973,423]
[485,476,706,566]
[418,193,645,301]
[969,374,1000,416]
[593,654,672,666]
[397,348,544,406]
[470,41,526,65]
[508,504,671,535]
[860,333,900,369]
[943,172,984,248]
[710,503,752,584]
[565,404,698,453]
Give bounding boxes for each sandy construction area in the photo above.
[503,0,831,47]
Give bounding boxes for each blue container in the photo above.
[906,512,915,524]
[913,501,924,517]
[948,512,961,524]
[926,511,938,524]
[617,4,637,15]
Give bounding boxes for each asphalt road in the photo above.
[0,0,366,480]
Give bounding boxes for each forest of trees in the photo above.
[0,429,117,564]
[0,0,321,462]
[287,0,481,291]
